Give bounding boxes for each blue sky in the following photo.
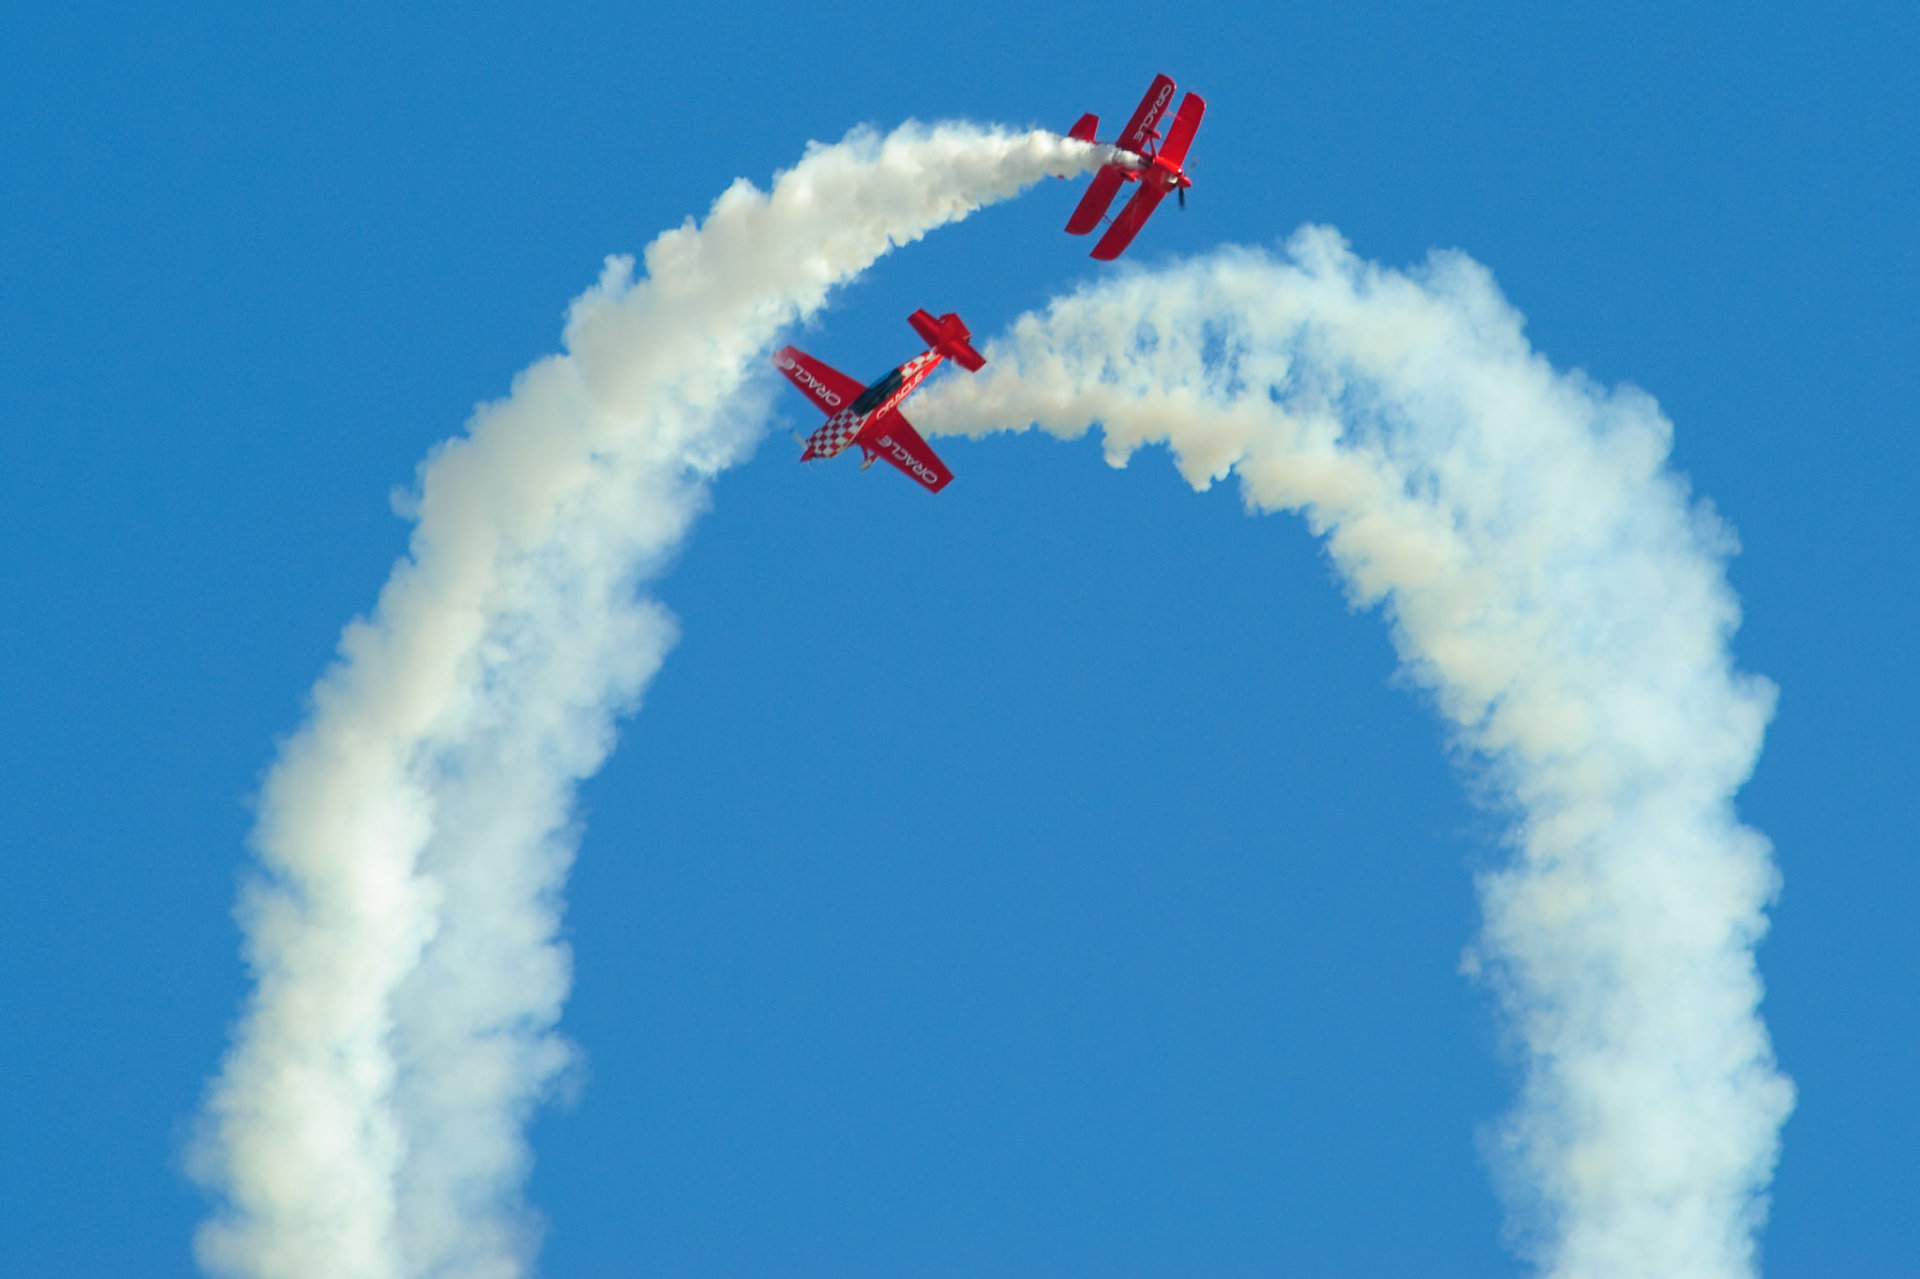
[3,2,1916,1275]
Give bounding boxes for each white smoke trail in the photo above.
[910,229,1793,1278]
[191,122,1112,1279]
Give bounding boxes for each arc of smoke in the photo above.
[910,230,1794,1279]
[192,122,1114,1279]
[198,120,1790,1278]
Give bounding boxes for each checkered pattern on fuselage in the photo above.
[803,350,943,460]
[805,409,863,459]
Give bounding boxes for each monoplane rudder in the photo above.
[908,309,987,372]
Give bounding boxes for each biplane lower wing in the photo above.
[858,410,952,493]
[1091,184,1169,261]
[1066,164,1129,235]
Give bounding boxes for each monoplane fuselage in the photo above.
[771,309,984,493]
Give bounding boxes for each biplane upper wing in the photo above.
[858,409,952,493]
[1117,73,1177,153]
[771,346,866,416]
[1091,184,1169,260]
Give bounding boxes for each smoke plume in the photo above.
[192,122,1112,1279]
[197,115,1790,1278]
[910,230,1794,1278]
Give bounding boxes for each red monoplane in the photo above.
[1064,73,1207,260]
[771,310,984,493]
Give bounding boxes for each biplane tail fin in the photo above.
[1067,113,1099,143]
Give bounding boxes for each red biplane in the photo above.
[1064,73,1207,260]
[770,310,984,493]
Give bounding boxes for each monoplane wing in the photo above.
[771,346,865,417]
[1117,73,1177,154]
[858,410,952,493]
[1066,165,1129,235]
[1091,184,1169,260]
